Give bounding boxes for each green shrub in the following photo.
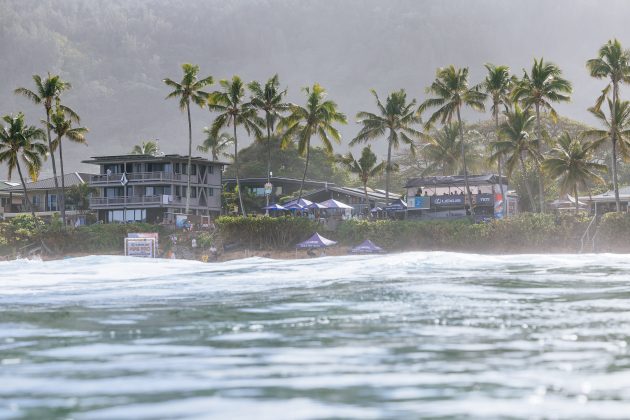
[217,216,318,249]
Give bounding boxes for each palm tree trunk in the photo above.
[265,116,272,215]
[385,133,393,205]
[456,107,474,216]
[298,141,311,201]
[233,124,246,217]
[363,180,370,217]
[494,109,504,199]
[574,184,579,214]
[519,154,536,211]
[534,103,545,213]
[612,81,621,212]
[45,107,62,217]
[185,101,192,215]
[58,135,66,226]
[16,161,35,217]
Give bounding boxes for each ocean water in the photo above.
[2,252,630,419]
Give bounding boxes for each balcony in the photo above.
[89,195,200,209]
[90,172,187,185]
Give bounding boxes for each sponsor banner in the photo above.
[432,195,465,207]
[128,233,159,255]
[413,196,430,209]
[125,238,156,258]
[494,193,504,219]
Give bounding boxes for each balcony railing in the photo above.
[90,172,187,184]
[89,195,200,208]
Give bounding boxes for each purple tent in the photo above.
[306,202,328,209]
[283,198,313,209]
[318,199,352,209]
[263,203,287,211]
[350,239,385,254]
[296,232,337,249]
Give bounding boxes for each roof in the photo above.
[82,154,229,166]
[8,172,93,191]
[405,174,508,188]
[587,186,630,202]
[303,185,401,201]
[224,176,334,189]
[0,180,21,191]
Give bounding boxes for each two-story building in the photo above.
[83,154,226,223]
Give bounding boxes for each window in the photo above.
[191,187,197,198]
[191,164,197,175]
[182,163,188,175]
[47,194,58,211]
[174,163,180,173]
[175,186,181,197]
[146,187,154,196]
[207,188,214,197]
[208,165,214,175]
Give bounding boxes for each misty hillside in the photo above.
[2,0,630,177]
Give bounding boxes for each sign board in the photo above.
[411,196,430,209]
[128,233,159,255]
[264,182,273,196]
[432,196,465,207]
[125,238,156,258]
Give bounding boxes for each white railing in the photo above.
[89,195,200,208]
[90,172,187,184]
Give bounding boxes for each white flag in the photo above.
[120,172,129,186]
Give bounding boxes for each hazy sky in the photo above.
[2,0,630,176]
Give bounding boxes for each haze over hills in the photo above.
[2,0,630,177]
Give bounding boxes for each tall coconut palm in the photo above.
[208,76,262,216]
[542,132,606,213]
[418,66,486,212]
[338,146,386,215]
[584,99,630,208]
[280,83,347,200]
[0,113,47,217]
[47,103,88,225]
[14,74,77,212]
[479,63,515,195]
[197,129,234,161]
[163,63,213,214]
[512,58,572,212]
[490,105,540,210]
[351,89,420,205]
[247,75,289,211]
[131,140,159,155]
[586,39,630,212]
[421,122,481,176]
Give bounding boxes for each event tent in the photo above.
[262,203,288,211]
[350,239,385,254]
[296,232,337,249]
[318,198,353,209]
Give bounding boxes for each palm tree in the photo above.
[338,146,386,215]
[163,63,213,214]
[418,66,486,212]
[0,113,47,217]
[208,76,262,216]
[14,73,77,213]
[47,103,88,225]
[542,132,607,213]
[584,99,630,208]
[490,105,540,209]
[197,129,234,160]
[131,140,159,155]
[421,122,480,176]
[479,63,515,195]
[247,75,289,210]
[351,89,419,205]
[586,39,630,212]
[512,58,572,212]
[280,83,347,200]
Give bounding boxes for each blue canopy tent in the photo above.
[306,202,328,210]
[318,198,352,209]
[296,232,337,249]
[350,239,385,254]
[263,203,288,211]
[283,198,313,209]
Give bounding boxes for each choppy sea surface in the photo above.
[2,252,630,419]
